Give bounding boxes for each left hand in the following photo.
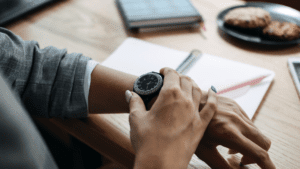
[195,95,275,169]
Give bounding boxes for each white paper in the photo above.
[102,38,187,76]
[102,37,275,119]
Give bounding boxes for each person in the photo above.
[0,27,276,168]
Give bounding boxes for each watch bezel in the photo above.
[133,72,163,96]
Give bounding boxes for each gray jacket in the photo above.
[0,27,92,168]
[0,27,91,118]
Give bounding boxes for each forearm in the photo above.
[88,64,138,113]
[88,65,210,114]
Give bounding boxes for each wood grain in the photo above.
[5,0,300,168]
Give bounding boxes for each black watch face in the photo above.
[134,73,163,95]
[138,74,158,90]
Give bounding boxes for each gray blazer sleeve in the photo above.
[0,74,58,169]
[0,27,92,118]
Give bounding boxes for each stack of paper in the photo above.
[102,38,275,118]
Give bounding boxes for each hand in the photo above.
[126,68,217,169]
[195,95,276,169]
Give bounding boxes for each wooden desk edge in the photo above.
[50,116,135,168]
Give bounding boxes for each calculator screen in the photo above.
[293,63,300,83]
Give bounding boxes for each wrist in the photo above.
[134,153,165,169]
[134,148,190,169]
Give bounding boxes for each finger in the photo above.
[129,91,147,117]
[223,134,276,169]
[228,149,256,165]
[196,145,231,169]
[231,149,265,166]
[243,125,271,151]
[228,150,255,166]
[128,92,147,133]
[229,125,271,156]
[160,67,180,89]
[240,125,272,165]
[192,80,202,110]
[180,75,193,98]
[237,110,255,128]
[199,88,217,127]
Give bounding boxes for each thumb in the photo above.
[199,87,217,127]
[125,90,147,114]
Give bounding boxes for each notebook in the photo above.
[102,38,275,119]
[116,0,203,31]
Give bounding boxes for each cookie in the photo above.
[263,21,300,41]
[224,7,271,29]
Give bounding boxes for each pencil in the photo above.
[217,74,271,95]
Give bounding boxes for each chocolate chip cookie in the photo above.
[263,21,300,40]
[224,7,271,29]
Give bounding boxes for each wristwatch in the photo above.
[133,72,164,109]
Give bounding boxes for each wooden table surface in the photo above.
[5,0,300,168]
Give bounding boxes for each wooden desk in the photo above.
[5,0,300,168]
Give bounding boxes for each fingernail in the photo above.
[239,162,244,167]
[211,86,217,93]
[125,90,133,103]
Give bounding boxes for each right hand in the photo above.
[127,68,217,169]
[195,95,276,169]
